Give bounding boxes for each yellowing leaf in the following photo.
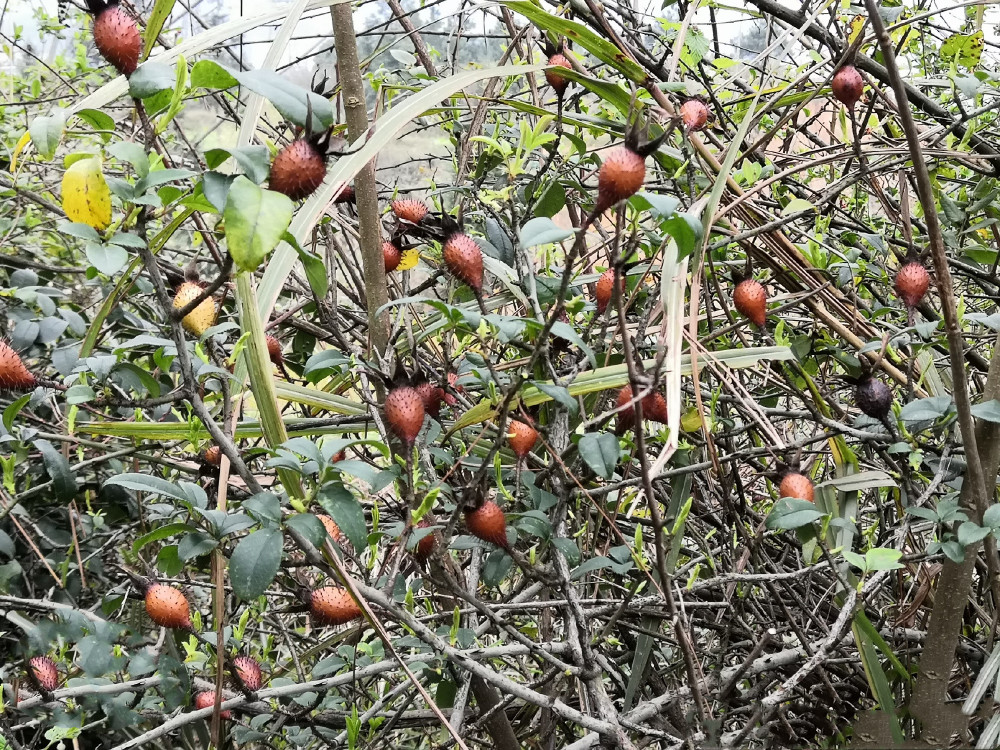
[397,248,420,271]
[680,407,704,432]
[10,132,31,172]
[61,158,111,230]
[846,16,865,44]
[941,31,984,69]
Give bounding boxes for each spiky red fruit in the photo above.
[779,472,814,502]
[232,655,263,693]
[545,53,572,95]
[310,586,362,626]
[92,2,140,76]
[733,279,767,327]
[391,199,429,224]
[269,139,326,201]
[194,691,231,719]
[414,520,436,562]
[680,99,710,131]
[144,584,192,630]
[28,656,59,693]
[383,241,402,273]
[265,335,283,366]
[895,260,930,309]
[465,501,509,549]
[385,386,426,445]
[615,384,668,433]
[203,445,221,467]
[832,65,864,108]
[416,382,445,418]
[334,185,355,204]
[596,146,646,214]
[0,341,36,391]
[594,269,624,314]
[508,420,538,459]
[317,514,344,545]
[443,233,484,291]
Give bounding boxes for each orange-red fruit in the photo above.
[615,384,668,433]
[233,655,263,692]
[144,584,192,630]
[465,500,509,549]
[317,514,344,544]
[895,260,930,309]
[383,241,402,273]
[597,146,646,214]
[414,520,436,562]
[203,445,221,467]
[29,656,59,693]
[0,341,36,391]
[416,382,445,418]
[545,53,572,94]
[269,139,326,201]
[680,99,710,131]
[733,279,767,327]
[443,233,484,291]
[508,420,539,459]
[194,691,231,719]
[385,385,426,445]
[310,586,362,626]
[391,199,429,224]
[332,449,346,463]
[92,2,141,76]
[594,268,622,314]
[265,335,283,366]
[832,65,864,108]
[779,472,814,503]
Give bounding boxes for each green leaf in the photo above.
[972,399,1000,422]
[898,396,954,422]
[578,432,619,480]
[518,217,574,248]
[190,59,239,89]
[317,484,366,549]
[178,531,218,560]
[86,243,129,276]
[229,528,283,600]
[662,211,703,259]
[865,547,904,571]
[244,492,282,525]
[940,30,984,69]
[285,513,325,548]
[843,550,867,570]
[3,394,31,432]
[283,232,329,299]
[481,548,513,587]
[984,504,1000,529]
[766,498,825,530]
[35,439,77,501]
[28,111,66,160]
[132,522,196,553]
[143,0,176,60]
[533,180,565,217]
[227,67,334,131]
[958,521,991,546]
[502,1,646,82]
[104,473,186,501]
[225,177,294,272]
[529,381,578,416]
[128,62,176,98]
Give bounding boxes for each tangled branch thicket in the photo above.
[4,0,1000,747]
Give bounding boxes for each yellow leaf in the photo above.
[397,247,420,271]
[10,131,31,173]
[61,158,111,230]
[680,407,704,433]
[847,15,865,44]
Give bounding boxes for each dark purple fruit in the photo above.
[855,375,893,420]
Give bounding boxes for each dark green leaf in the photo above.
[229,528,283,600]
[132,523,195,553]
[481,548,513,587]
[519,217,574,248]
[317,485,367,549]
[765,498,826,530]
[104,473,186,501]
[578,432,619,479]
[128,62,176,99]
[178,532,218,560]
[898,396,953,422]
[35,439,77,500]
[530,381,578,416]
